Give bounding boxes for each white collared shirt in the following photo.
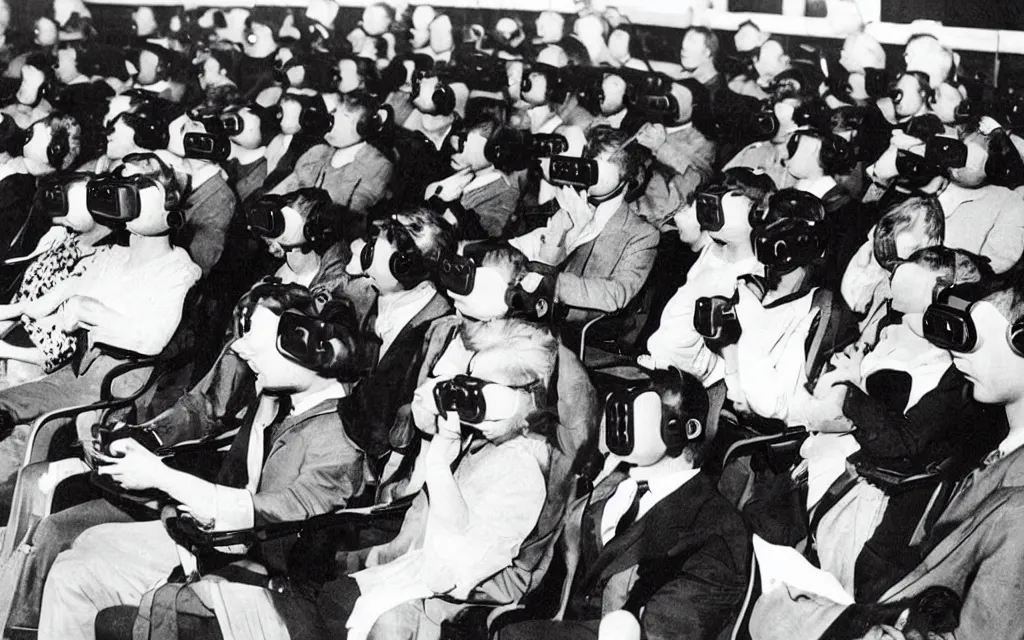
[266,133,293,175]
[599,468,701,544]
[375,282,436,359]
[331,141,367,169]
[998,429,1024,459]
[665,122,694,136]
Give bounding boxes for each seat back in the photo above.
[729,549,761,640]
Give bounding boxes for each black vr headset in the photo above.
[276,307,355,373]
[435,52,509,93]
[183,130,231,162]
[923,283,1024,356]
[245,194,341,251]
[38,172,91,218]
[750,189,828,270]
[412,70,456,116]
[432,374,537,426]
[437,247,555,323]
[603,373,702,458]
[86,160,184,228]
[694,293,741,344]
[359,217,430,287]
[548,155,599,190]
[481,129,568,173]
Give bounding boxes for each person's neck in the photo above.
[127,233,173,266]
[763,268,807,305]
[420,116,452,149]
[772,127,796,145]
[796,174,836,196]
[231,143,266,165]
[713,237,755,263]
[65,73,89,85]
[245,41,277,60]
[1005,399,1024,442]
[631,453,696,481]
[528,104,557,132]
[286,248,321,277]
[688,232,712,253]
[78,225,112,247]
[687,63,717,85]
[21,156,51,177]
[287,376,336,413]
[380,281,433,302]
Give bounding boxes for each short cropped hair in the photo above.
[875,196,945,257]
[462,316,558,396]
[41,114,82,171]
[906,246,993,291]
[393,206,456,271]
[585,124,648,184]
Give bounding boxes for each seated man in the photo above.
[271,90,394,219]
[0,152,200,442]
[424,112,523,240]
[634,78,717,232]
[224,103,280,203]
[342,208,455,466]
[510,125,658,324]
[38,282,366,640]
[499,367,752,640]
[749,269,1024,640]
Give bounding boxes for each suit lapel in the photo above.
[376,293,452,373]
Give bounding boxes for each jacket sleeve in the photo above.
[270,144,329,194]
[185,183,236,276]
[252,417,365,524]
[143,345,257,447]
[639,534,750,640]
[555,222,658,313]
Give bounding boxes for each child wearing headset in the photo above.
[499,367,751,640]
[271,90,394,219]
[38,283,365,640]
[509,125,659,324]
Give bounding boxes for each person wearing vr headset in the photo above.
[38,282,366,640]
[264,92,330,190]
[841,196,946,343]
[0,172,114,389]
[748,268,1024,640]
[192,47,242,118]
[247,187,348,288]
[0,152,198,449]
[223,103,280,203]
[802,247,999,604]
[634,78,717,231]
[0,114,81,271]
[132,42,182,103]
[271,318,557,640]
[868,124,1024,274]
[270,90,394,220]
[723,74,819,191]
[643,168,774,382]
[3,52,56,130]
[719,188,835,426]
[424,111,522,239]
[499,367,751,640]
[343,207,455,464]
[785,122,856,215]
[509,124,658,324]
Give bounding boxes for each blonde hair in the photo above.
[462,318,557,393]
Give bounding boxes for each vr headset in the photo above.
[483,129,568,173]
[437,249,556,323]
[901,114,945,142]
[548,155,598,190]
[183,131,231,162]
[245,194,287,238]
[750,189,828,269]
[629,93,679,126]
[695,185,732,232]
[604,378,696,458]
[86,174,152,222]
[433,374,534,426]
[276,308,354,373]
[694,294,741,344]
[926,136,969,169]
[38,173,90,218]
[435,52,509,93]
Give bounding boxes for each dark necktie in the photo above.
[615,480,650,538]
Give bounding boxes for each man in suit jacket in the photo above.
[511,125,659,325]
[498,368,751,640]
[271,90,394,221]
[634,79,717,231]
[749,277,1024,640]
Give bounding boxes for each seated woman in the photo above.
[2,52,55,130]
[0,114,83,271]
[276,317,559,640]
[0,152,200,444]
[0,173,115,388]
[805,247,1000,602]
[38,282,366,640]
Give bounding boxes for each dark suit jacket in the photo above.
[338,291,453,461]
[179,172,237,276]
[274,143,394,218]
[459,176,522,240]
[558,202,659,324]
[563,470,751,640]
